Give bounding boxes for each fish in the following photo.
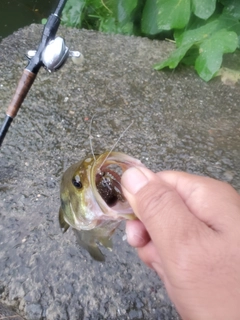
[59,151,145,261]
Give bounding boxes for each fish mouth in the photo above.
[90,152,145,220]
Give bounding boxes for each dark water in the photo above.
[0,0,57,41]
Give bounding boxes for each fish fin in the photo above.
[73,229,105,262]
[59,207,70,233]
[99,237,113,250]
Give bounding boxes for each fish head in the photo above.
[60,156,100,231]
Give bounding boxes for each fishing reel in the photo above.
[27,37,82,72]
[0,0,84,146]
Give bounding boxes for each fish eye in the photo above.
[72,175,82,189]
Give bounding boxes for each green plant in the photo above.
[61,0,142,35]
[61,0,240,81]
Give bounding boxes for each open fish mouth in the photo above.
[90,151,145,221]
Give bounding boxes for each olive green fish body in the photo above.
[59,151,145,260]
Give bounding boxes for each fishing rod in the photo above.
[0,0,81,147]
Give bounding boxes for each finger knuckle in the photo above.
[136,182,175,226]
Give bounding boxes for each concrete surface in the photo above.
[0,24,240,320]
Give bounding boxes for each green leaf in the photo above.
[62,0,86,28]
[154,17,221,71]
[154,43,193,69]
[218,13,240,47]
[217,12,240,31]
[60,0,240,83]
[141,0,161,35]
[100,17,134,35]
[97,0,138,35]
[181,46,199,65]
[221,0,240,19]
[195,29,238,81]
[155,12,240,79]
[175,19,219,46]
[99,17,118,33]
[175,12,240,47]
[41,18,47,25]
[191,0,216,19]
[117,0,138,23]
[156,0,191,30]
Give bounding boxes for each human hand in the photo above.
[121,167,240,320]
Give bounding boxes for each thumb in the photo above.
[121,167,203,251]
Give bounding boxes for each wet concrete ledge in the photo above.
[0,24,240,320]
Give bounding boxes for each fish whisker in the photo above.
[89,114,96,163]
[98,120,134,173]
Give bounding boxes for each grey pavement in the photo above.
[0,24,240,320]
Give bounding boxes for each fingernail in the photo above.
[122,167,149,195]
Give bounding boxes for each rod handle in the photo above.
[7,70,36,118]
